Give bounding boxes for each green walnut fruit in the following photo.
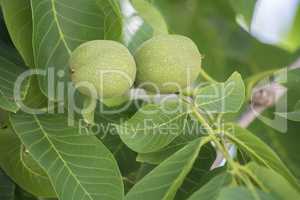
[135,34,202,94]
[70,40,136,98]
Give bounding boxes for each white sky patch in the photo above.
[120,0,143,45]
[251,0,300,44]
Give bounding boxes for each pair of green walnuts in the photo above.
[70,35,202,99]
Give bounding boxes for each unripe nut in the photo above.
[69,40,136,98]
[135,35,202,94]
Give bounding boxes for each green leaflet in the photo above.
[125,137,212,200]
[194,72,245,114]
[95,0,123,40]
[0,42,30,113]
[10,111,124,200]
[226,125,300,191]
[30,0,122,99]
[136,118,204,165]
[1,0,34,67]
[0,169,15,200]
[118,101,189,153]
[247,163,300,199]
[187,173,233,200]
[0,124,55,197]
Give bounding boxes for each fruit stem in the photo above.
[82,96,97,124]
[191,107,239,171]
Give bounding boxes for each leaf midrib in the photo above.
[197,80,238,107]
[225,130,298,188]
[225,132,272,168]
[162,137,212,200]
[123,112,188,132]
[50,0,72,54]
[32,114,94,200]
[19,145,49,179]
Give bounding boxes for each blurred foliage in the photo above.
[229,0,257,29]
[282,6,300,51]
[248,68,300,180]
[148,0,300,81]
[229,0,300,52]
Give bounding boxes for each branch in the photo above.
[238,57,300,127]
[211,57,300,169]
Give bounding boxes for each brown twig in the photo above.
[211,57,300,169]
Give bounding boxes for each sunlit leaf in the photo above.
[194,72,245,114]
[31,0,122,99]
[136,118,206,164]
[0,124,55,197]
[10,111,124,200]
[118,101,189,153]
